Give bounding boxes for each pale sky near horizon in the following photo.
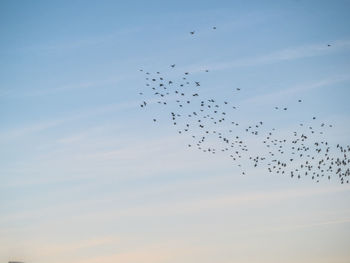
[1,1,350,263]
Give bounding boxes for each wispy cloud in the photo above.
[6,25,143,54]
[241,73,350,105]
[289,217,350,230]
[26,77,125,96]
[0,100,139,142]
[188,39,350,73]
[0,74,131,98]
[2,182,347,226]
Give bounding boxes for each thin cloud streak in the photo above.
[0,74,130,98]
[2,183,347,226]
[187,39,350,73]
[241,73,350,105]
[0,100,140,141]
[260,217,350,235]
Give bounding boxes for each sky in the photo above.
[1,0,350,262]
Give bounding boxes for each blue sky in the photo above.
[1,1,350,262]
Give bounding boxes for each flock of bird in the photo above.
[138,27,349,184]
